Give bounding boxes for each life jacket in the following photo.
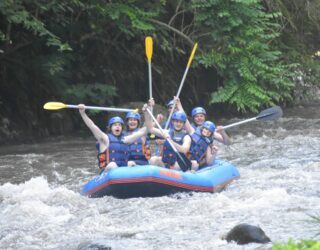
[125,129,150,165]
[97,133,129,169]
[162,129,189,168]
[189,131,213,163]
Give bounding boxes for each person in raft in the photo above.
[157,98,219,170]
[124,111,151,166]
[78,104,147,172]
[143,100,193,172]
[188,120,219,171]
[174,97,232,146]
[156,99,176,129]
[153,99,176,156]
[190,106,207,129]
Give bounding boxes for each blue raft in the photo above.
[81,159,240,198]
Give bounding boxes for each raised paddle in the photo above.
[165,43,198,130]
[145,36,153,110]
[43,102,138,113]
[146,108,191,171]
[223,106,283,129]
[145,36,156,140]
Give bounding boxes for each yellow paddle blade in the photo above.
[145,36,153,63]
[187,42,198,67]
[43,102,67,110]
[133,108,139,113]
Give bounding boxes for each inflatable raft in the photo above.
[81,159,240,198]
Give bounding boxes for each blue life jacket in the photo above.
[189,131,213,163]
[125,129,150,165]
[97,133,129,169]
[162,130,189,168]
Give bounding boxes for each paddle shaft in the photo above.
[148,63,152,100]
[164,67,190,130]
[148,62,153,114]
[145,36,153,113]
[222,117,257,129]
[66,105,135,113]
[223,106,283,129]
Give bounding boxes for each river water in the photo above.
[0,106,319,250]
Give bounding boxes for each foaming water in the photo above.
[0,107,319,249]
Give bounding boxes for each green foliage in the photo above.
[96,3,156,33]
[65,83,117,106]
[272,214,320,250]
[272,239,320,250]
[192,0,295,112]
[0,0,304,115]
[262,0,320,102]
[0,0,71,51]
[1,0,320,139]
[0,0,157,114]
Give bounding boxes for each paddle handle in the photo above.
[67,105,137,113]
[222,117,257,129]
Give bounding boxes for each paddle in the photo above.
[145,36,157,141]
[43,102,138,113]
[146,108,191,171]
[145,36,153,110]
[165,43,198,130]
[223,106,283,129]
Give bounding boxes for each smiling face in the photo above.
[111,122,123,136]
[201,127,213,137]
[172,119,184,131]
[193,114,206,126]
[127,118,139,130]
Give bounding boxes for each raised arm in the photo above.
[143,102,153,131]
[175,97,194,135]
[123,126,148,144]
[214,126,232,146]
[205,144,218,165]
[143,99,167,138]
[78,104,109,148]
[168,135,192,154]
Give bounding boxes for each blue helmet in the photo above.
[172,111,187,122]
[125,112,141,122]
[191,107,206,117]
[202,121,216,133]
[108,116,124,127]
[167,100,174,107]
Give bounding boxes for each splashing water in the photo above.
[0,106,319,249]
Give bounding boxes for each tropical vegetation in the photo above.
[0,0,319,139]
